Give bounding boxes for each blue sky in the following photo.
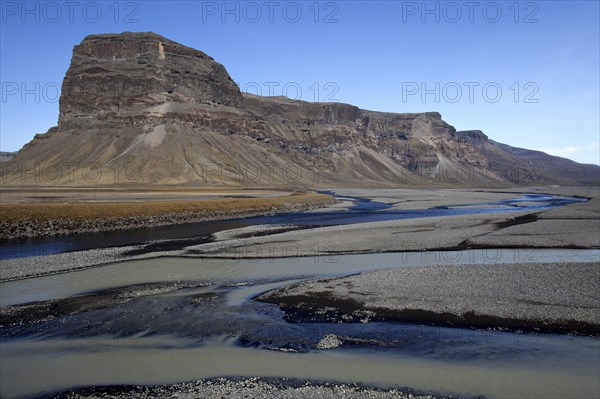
[1,0,599,164]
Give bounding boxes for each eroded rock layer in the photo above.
[4,32,598,187]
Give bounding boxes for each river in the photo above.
[0,193,598,398]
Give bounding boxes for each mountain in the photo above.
[2,32,598,187]
[0,152,16,163]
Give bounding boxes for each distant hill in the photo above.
[3,32,598,187]
[0,152,16,163]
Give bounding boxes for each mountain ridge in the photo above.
[3,32,598,187]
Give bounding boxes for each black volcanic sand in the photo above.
[256,262,600,336]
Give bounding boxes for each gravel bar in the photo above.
[257,262,600,335]
[54,377,444,399]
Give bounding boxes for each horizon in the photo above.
[1,1,599,165]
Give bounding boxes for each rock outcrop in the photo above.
[59,32,241,125]
[456,130,488,143]
[3,32,598,187]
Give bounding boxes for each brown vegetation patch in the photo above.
[0,193,333,223]
[0,193,336,240]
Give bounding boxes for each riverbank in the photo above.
[0,192,336,240]
[256,261,600,335]
[54,377,442,399]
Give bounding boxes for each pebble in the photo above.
[58,377,441,399]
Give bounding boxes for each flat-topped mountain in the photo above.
[3,32,598,186]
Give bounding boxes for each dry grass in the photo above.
[0,193,334,223]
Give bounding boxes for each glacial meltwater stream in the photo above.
[0,193,587,260]
[1,250,599,398]
[1,193,598,398]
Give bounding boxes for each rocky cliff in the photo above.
[3,32,598,187]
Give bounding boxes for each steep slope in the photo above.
[2,32,598,187]
[488,140,599,186]
[454,130,599,186]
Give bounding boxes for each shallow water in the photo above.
[2,335,599,399]
[3,248,599,306]
[0,193,586,260]
[1,249,599,398]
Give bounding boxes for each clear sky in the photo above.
[1,0,599,164]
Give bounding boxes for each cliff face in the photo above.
[58,32,241,127]
[4,32,599,187]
